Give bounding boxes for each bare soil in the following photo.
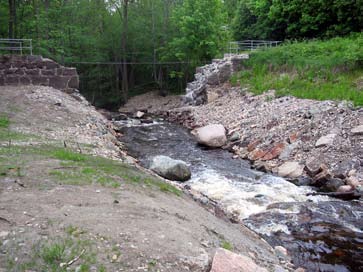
[0,86,279,272]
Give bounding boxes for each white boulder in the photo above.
[195,124,227,147]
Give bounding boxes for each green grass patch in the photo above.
[0,143,181,195]
[52,149,87,162]
[0,116,10,128]
[6,235,99,272]
[233,34,363,106]
[220,240,233,251]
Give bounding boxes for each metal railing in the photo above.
[0,39,33,55]
[228,40,281,55]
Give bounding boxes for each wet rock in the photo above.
[277,162,304,178]
[332,159,358,179]
[351,125,363,135]
[210,248,268,272]
[312,165,331,187]
[337,185,354,193]
[291,176,312,186]
[150,155,191,182]
[229,132,240,142]
[274,246,288,259]
[321,178,345,192]
[135,111,145,118]
[315,134,336,147]
[113,113,128,121]
[346,176,360,188]
[195,124,227,148]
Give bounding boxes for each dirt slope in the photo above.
[0,86,280,272]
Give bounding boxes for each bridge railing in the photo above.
[228,40,281,55]
[0,39,33,55]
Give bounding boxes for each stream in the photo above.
[115,118,363,272]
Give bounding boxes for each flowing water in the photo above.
[115,118,363,272]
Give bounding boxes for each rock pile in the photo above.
[0,85,124,160]
[190,88,363,193]
[183,54,248,105]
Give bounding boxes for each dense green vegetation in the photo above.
[1,1,363,107]
[232,0,363,40]
[231,34,363,106]
[0,0,228,108]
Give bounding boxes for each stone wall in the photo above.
[184,54,248,105]
[0,55,79,91]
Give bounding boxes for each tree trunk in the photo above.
[8,0,16,39]
[121,0,129,103]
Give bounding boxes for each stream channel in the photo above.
[114,118,363,272]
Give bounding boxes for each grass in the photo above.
[52,149,87,162]
[6,231,99,272]
[0,115,38,141]
[220,239,233,251]
[231,34,363,106]
[0,143,181,195]
[0,116,10,128]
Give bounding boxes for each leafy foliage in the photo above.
[233,0,363,40]
[161,0,229,65]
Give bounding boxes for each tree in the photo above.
[232,0,363,41]
[8,0,16,39]
[162,0,229,65]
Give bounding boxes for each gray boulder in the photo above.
[150,155,191,182]
[195,124,227,147]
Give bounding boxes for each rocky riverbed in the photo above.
[120,86,363,195]
[114,116,363,272]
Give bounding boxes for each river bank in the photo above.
[0,85,285,272]
[118,89,363,271]
[120,86,363,195]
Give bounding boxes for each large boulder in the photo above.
[194,124,227,147]
[150,155,191,182]
[210,248,268,272]
[277,161,304,178]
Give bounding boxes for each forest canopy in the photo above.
[1,0,362,108]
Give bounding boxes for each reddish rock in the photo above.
[210,248,268,272]
[248,148,268,160]
[262,143,285,161]
[289,132,298,143]
[247,140,261,152]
